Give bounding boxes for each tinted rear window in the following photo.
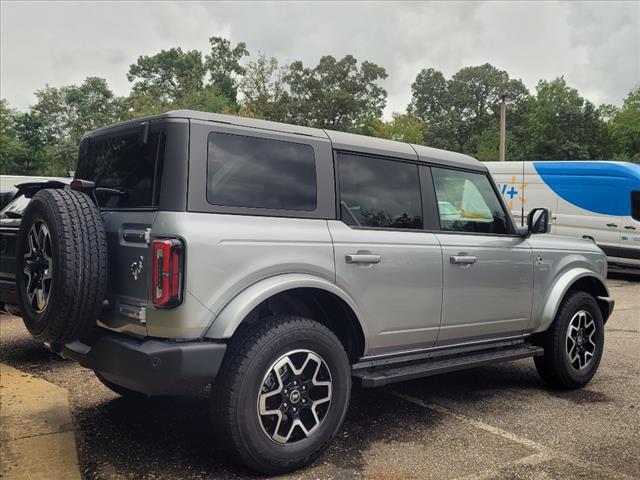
[207,132,317,211]
[76,131,164,208]
[337,152,423,229]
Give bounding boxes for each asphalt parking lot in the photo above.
[1,274,638,480]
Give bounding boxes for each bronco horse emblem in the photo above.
[130,256,144,281]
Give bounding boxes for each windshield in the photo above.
[75,130,165,208]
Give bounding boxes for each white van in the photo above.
[486,161,640,270]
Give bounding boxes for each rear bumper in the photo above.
[57,330,226,395]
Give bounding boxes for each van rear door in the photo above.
[75,123,166,336]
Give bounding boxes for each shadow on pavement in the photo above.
[70,362,557,479]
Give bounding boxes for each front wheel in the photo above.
[210,316,351,475]
[534,291,604,389]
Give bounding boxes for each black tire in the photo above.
[534,291,604,389]
[95,371,149,399]
[211,316,351,475]
[16,188,107,344]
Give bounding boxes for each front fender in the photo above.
[533,267,609,333]
[203,273,368,345]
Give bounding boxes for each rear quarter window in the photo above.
[206,132,317,211]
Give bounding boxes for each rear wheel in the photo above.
[211,316,351,475]
[534,291,604,389]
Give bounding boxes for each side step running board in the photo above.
[352,344,544,388]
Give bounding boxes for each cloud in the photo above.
[1,1,638,117]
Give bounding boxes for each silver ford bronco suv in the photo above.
[15,110,614,475]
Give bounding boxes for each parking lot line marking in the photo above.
[389,390,638,480]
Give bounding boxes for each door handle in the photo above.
[345,253,381,264]
[624,225,636,230]
[450,255,477,265]
[606,223,618,228]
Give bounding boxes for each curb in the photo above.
[0,363,81,479]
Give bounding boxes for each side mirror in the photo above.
[527,208,551,234]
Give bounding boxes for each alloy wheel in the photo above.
[566,310,597,371]
[257,349,332,444]
[23,220,53,313]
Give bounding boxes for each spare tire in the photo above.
[16,188,107,343]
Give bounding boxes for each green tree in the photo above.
[408,68,448,121]
[368,113,424,144]
[30,77,128,174]
[239,53,289,122]
[285,55,387,132]
[127,39,244,116]
[13,112,51,174]
[127,47,206,105]
[408,63,530,155]
[1,100,30,174]
[127,47,229,116]
[609,87,640,162]
[524,77,610,160]
[206,36,249,104]
[128,84,230,118]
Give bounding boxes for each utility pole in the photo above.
[499,94,508,161]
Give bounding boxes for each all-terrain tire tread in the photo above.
[210,316,350,475]
[17,188,107,343]
[534,291,603,389]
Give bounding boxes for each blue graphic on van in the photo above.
[533,162,640,216]
[500,184,519,198]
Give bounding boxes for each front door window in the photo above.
[432,168,509,234]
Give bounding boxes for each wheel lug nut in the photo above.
[292,407,297,412]
[283,402,288,408]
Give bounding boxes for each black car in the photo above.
[0,181,69,313]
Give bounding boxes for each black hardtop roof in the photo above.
[85,109,485,171]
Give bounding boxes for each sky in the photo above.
[1,1,639,118]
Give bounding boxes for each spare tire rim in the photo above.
[257,349,333,444]
[566,309,597,371]
[23,220,53,313]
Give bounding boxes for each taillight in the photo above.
[151,239,184,308]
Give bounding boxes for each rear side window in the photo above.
[432,167,509,234]
[337,152,423,229]
[632,191,640,221]
[207,133,317,211]
[76,131,164,208]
